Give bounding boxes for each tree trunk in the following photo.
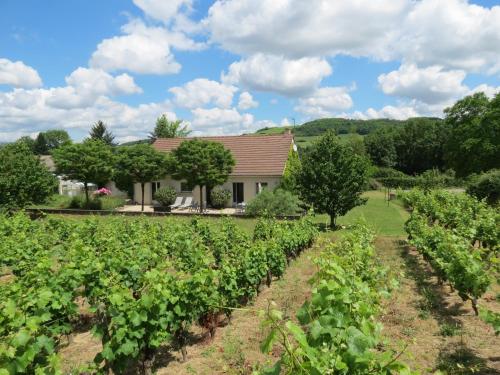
[142,347,156,375]
[141,182,145,212]
[329,213,336,230]
[199,185,204,214]
[84,182,89,207]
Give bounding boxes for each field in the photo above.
[1,190,499,374]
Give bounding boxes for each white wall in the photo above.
[133,176,282,206]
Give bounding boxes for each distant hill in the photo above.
[119,139,150,146]
[256,117,443,138]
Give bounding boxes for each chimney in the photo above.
[286,128,292,135]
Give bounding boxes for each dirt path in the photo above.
[376,237,500,375]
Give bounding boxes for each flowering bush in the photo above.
[94,187,112,197]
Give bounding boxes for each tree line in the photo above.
[364,92,499,177]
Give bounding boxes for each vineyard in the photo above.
[0,213,317,374]
[1,190,499,374]
[402,190,499,332]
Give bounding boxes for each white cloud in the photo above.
[0,84,176,142]
[280,118,291,126]
[469,83,500,98]
[398,0,500,74]
[190,107,259,135]
[45,67,142,110]
[364,105,421,120]
[205,0,408,60]
[132,0,192,23]
[294,86,354,118]
[378,63,468,104]
[0,58,42,88]
[90,19,204,75]
[206,0,500,75]
[169,78,237,109]
[223,54,332,96]
[237,91,258,110]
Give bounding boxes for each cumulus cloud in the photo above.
[0,85,177,142]
[169,78,237,109]
[222,54,332,96]
[237,91,258,110]
[190,107,258,135]
[45,67,142,109]
[378,63,468,104]
[398,0,500,74]
[205,0,500,75]
[294,86,354,118]
[0,58,42,88]
[205,0,408,60]
[132,0,192,23]
[90,19,204,75]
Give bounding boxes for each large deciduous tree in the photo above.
[444,92,500,176]
[170,139,235,213]
[33,130,71,155]
[149,115,190,141]
[114,144,170,211]
[89,120,116,146]
[52,140,115,205]
[297,131,369,229]
[0,143,57,211]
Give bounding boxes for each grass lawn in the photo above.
[314,190,409,236]
[46,190,408,237]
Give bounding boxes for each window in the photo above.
[180,182,192,193]
[151,181,160,200]
[256,182,268,194]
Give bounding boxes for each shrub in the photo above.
[466,170,500,206]
[245,189,301,217]
[69,195,102,210]
[154,186,177,207]
[210,186,231,208]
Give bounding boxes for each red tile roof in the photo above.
[153,134,294,176]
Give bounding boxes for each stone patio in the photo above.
[116,205,241,215]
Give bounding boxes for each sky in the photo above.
[0,0,499,143]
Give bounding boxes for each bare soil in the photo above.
[376,237,500,375]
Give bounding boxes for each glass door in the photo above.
[232,182,244,204]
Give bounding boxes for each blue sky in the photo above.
[0,0,499,143]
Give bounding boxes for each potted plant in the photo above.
[154,186,177,212]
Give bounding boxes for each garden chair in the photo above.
[178,196,193,210]
[170,196,184,210]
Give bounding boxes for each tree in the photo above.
[393,118,448,174]
[33,130,71,154]
[113,144,170,211]
[52,140,115,206]
[444,92,500,176]
[280,147,301,193]
[170,139,235,213]
[149,115,190,140]
[297,131,369,229]
[0,143,57,211]
[44,130,71,150]
[16,136,35,152]
[89,120,116,146]
[34,132,49,155]
[365,128,397,168]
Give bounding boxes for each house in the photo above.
[133,132,296,207]
[40,155,98,196]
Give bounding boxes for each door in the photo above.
[206,186,212,207]
[232,182,244,204]
[151,181,160,202]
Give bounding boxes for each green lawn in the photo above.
[46,190,407,237]
[314,190,409,236]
